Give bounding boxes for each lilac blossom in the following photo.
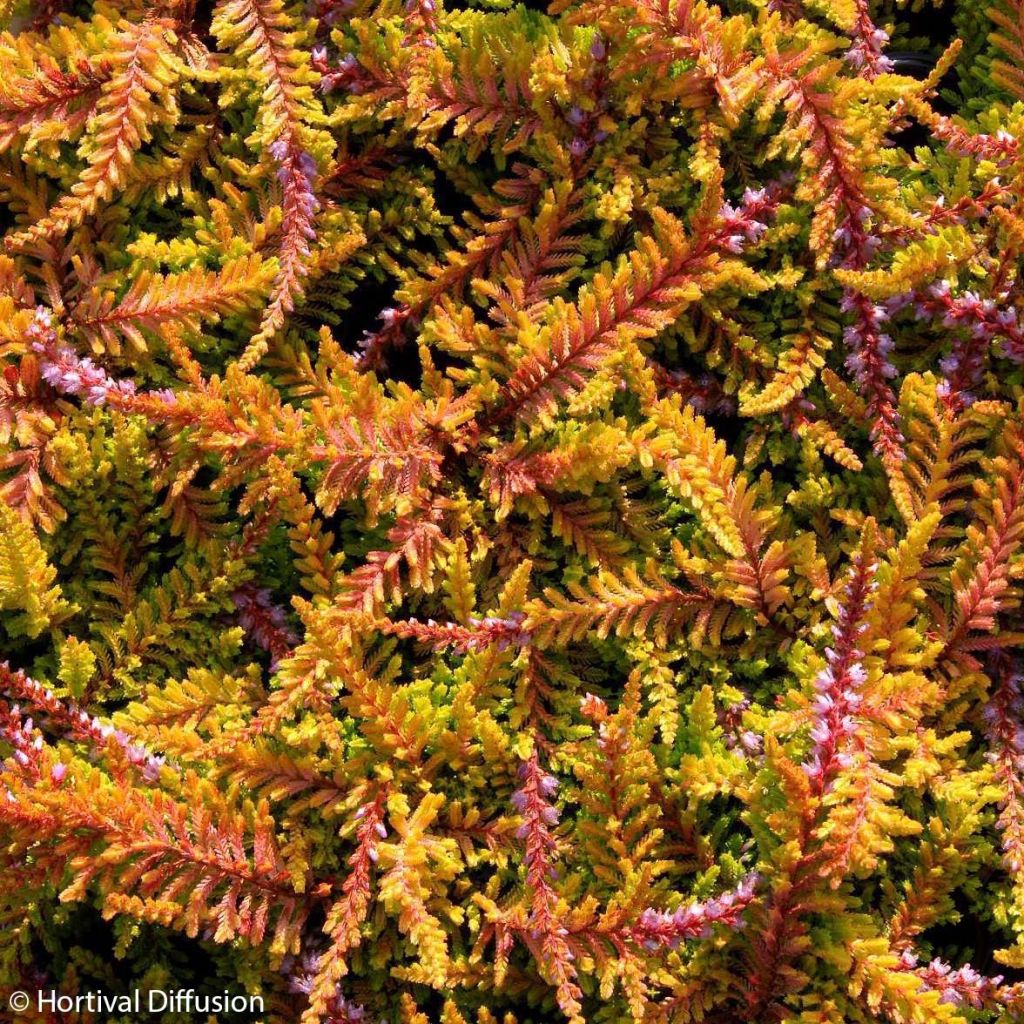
[716,184,784,255]
[840,288,904,459]
[631,873,759,950]
[933,119,1019,167]
[269,139,320,258]
[512,757,559,838]
[282,952,372,1023]
[846,26,894,76]
[28,307,136,406]
[897,278,1024,408]
[314,51,367,95]
[900,951,1003,1010]
[466,611,531,652]
[717,697,763,759]
[0,700,43,776]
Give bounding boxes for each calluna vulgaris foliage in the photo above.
[2,0,1024,1018]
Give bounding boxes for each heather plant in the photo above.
[1,0,1024,1020]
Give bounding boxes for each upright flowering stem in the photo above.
[841,288,904,463]
[772,28,909,468]
[237,136,320,371]
[744,536,877,1017]
[512,751,583,1023]
[802,549,878,795]
[985,658,1024,881]
[300,790,387,1024]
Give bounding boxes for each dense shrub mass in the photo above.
[2,0,1024,1020]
